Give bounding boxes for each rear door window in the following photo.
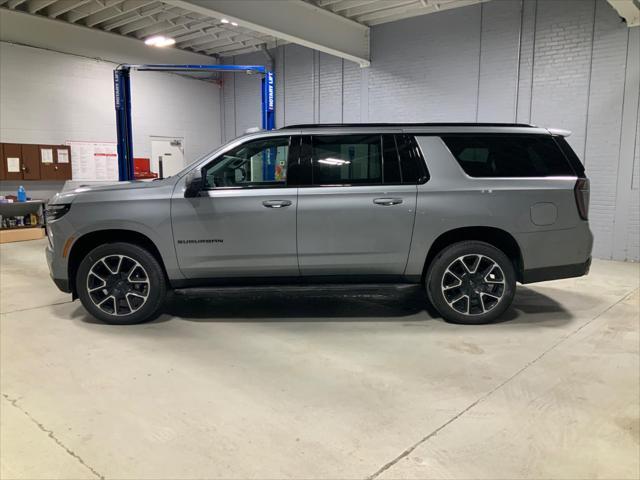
[310,135,382,185]
[441,135,576,177]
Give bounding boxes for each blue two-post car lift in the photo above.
[114,64,275,181]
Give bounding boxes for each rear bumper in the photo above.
[521,257,591,284]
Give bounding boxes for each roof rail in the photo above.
[279,122,535,130]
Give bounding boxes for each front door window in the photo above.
[203,137,290,189]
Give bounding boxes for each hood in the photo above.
[50,178,176,204]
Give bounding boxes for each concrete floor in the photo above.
[0,239,638,480]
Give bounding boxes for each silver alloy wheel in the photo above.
[86,255,150,316]
[441,254,506,316]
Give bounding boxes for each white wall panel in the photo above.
[367,5,481,122]
[584,0,628,258]
[477,0,522,122]
[0,42,222,164]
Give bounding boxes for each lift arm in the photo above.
[114,64,275,181]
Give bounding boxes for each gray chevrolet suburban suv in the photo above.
[45,123,592,325]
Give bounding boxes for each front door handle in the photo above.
[373,197,403,206]
[262,200,292,208]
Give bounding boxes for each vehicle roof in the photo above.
[271,122,551,136]
[279,122,534,129]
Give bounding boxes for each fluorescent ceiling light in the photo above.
[231,22,238,26]
[220,18,229,23]
[144,35,176,47]
[318,158,350,166]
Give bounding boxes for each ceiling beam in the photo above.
[101,3,163,30]
[171,0,370,66]
[607,0,640,27]
[191,35,243,52]
[46,0,92,18]
[362,0,482,25]
[83,0,155,27]
[27,0,57,13]
[66,0,123,23]
[316,0,343,6]
[6,0,27,8]
[0,6,218,64]
[346,0,416,19]
[207,37,265,55]
[329,0,379,14]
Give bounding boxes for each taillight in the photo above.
[574,178,590,220]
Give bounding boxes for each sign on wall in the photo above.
[67,141,119,181]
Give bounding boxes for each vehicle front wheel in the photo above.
[426,241,516,325]
[76,242,167,325]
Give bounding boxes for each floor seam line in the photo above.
[0,299,74,315]
[366,287,639,480]
[2,394,105,480]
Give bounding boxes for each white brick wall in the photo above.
[0,42,222,163]
[583,0,628,258]
[477,0,521,122]
[224,0,639,261]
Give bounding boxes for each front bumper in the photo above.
[46,236,71,293]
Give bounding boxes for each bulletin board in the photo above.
[67,141,119,181]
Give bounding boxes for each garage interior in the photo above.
[0,0,639,479]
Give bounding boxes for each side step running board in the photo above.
[173,283,421,297]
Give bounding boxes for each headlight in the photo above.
[44,204,71,223]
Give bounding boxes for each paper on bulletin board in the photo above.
[40,148,54,164]
[57,149,69,163]
[7,157,20,173]
[66,142,118,181]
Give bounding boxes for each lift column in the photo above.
[114,66,135,181]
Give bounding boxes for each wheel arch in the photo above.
[422,226,524,283]
[68,229,168,297]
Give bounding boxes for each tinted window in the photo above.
[397,134,425,183]
[382,135,401,184]
[203,137,289,188]
[441,135,575,177]
[554,136,585,177]
[311,135,382,185]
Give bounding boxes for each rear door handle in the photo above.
[262,200,292,208]
[373,197,403,206]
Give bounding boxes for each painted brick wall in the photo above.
[224,0,640,261]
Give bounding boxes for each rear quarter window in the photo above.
[441,134,576,177]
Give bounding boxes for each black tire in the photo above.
[76,242,167,325]
[426,241,516,325]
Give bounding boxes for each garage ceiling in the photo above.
[311,0,485,26]
[0,0,484,63]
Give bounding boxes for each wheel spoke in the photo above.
[125,295,134,313]
[114,255,123,274]
[483,263,504,284]
[88,271,107,284]
[127,291,147,300]
[481,291,501,300]
[443,268,462,290]
[97,294,115,307]
[466,255,482,274]
[101,258,116,274]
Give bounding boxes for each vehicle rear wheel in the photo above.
[426,241,516,324]
[76,242,166,325]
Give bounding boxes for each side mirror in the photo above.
[184,169,204,198]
